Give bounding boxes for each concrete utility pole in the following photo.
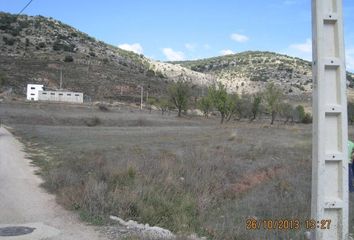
[59,68,63,90]
[311,0,348,239]
[140,85,143,110]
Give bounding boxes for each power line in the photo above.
[17,0,35,17]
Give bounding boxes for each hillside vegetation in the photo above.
[172,51,354,97]
[0,12,213,101]
[0,12,353,104]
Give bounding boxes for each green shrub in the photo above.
[295,105,305,122]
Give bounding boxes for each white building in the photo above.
[26,84,83,103]
[26,84,43,101]
[38,90,83,103]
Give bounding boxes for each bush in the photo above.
[302,113,312,124]
[10,27,21,37]
[0,72,6,88]
[279,102,294,123]
[63,55,74,62]
[198,96,212,118]
[25,38,30,47]
[97,104,109,112]
[155,98,171,115]
[53,41,75,52]
[52,41,62,51]
[146,69,155,77]
[3,36,15,46]
[348,101,354,124]
[38,42,46,48]
[85,117,101,127]
[0,14,16,30]
[294,105,305,123]
[18,21,30,29]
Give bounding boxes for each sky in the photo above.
[1,0,354,71]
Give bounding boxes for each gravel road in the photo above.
[0,126,108,240]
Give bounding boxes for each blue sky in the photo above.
[1,0,354,70]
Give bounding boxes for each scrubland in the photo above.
[1,101,353,239]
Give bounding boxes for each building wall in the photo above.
[26,84,44,101]
[38,91,83,103]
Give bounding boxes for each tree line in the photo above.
[147,80,313,125]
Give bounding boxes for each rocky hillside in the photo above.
[1,12,352,103]
[172,51,354,97]
[0,12,215,101]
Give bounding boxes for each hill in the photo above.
[172,51,354,98]
[0,12,214,101]
[1,12,353,103]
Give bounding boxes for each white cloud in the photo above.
[284,38,312,61]
[162,48,185,61]
[220,49,235,55]
[118,43,143,54]
[230,33,249,43]
[185,43,196,51]
[286,39,354,71]
[203,44,211,49]
[290,38,312,53]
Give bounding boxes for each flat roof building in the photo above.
[26,84,44,101]
[38,90,83,103]
[26,84,83,104]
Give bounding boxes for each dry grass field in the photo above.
[1,101,353,240]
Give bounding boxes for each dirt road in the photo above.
[0,127,108,240]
